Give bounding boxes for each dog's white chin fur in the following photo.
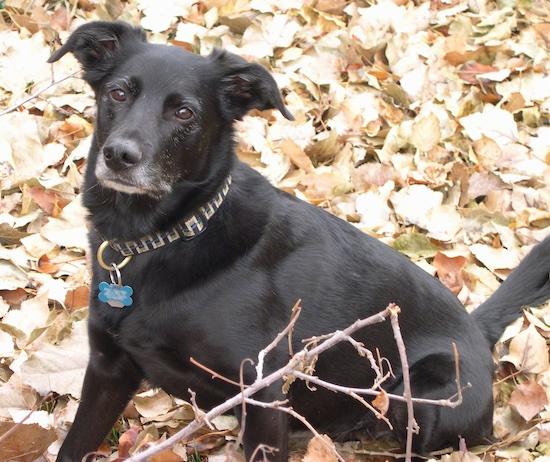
[101,179,149,195]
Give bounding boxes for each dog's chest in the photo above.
[92,260,279,404]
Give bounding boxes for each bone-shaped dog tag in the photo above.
[98,281,133,308]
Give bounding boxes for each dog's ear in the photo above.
[211,49,294,121]
[48,21,146,85]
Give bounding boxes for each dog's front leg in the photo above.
[56,326,143,462]
[242,387,289,462]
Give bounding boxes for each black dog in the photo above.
[48,21,550,462]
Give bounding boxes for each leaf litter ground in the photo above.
[0,0,549,460]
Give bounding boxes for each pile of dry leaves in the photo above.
[0,0,548,460]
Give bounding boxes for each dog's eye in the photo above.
[110,89,127,102]
[175,107,193,120]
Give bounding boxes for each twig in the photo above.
[290,371,463,408]
[126,305,394,462]
[0,70,80,117]
[0,393,52,445]
[256,300,302,380]
[188,389,214,430]
[249,444,279,462]
[126,304,467,462]
[389,304,418,462]
[190,357,244,388]
[236,358,254,447]
[244,398,345,462]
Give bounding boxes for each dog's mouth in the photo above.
[99,177,152,195]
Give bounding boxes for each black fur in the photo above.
[49,21,550,462]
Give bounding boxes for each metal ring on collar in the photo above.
[97,241,132,271]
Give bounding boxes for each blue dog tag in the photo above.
[98,281,133,308]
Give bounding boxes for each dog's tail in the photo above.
[472,234,550,348]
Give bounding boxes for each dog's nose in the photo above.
[103,140,142,171]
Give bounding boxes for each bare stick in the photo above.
[249,444,279,462]
[244,398,345,462]
[389,304,418,462]
[256,300,302,380]
[290,371,464,408]
[0,71,80,117]
[126,306,393,462]
[236,358,255,447]
[188,389,214,430]
[0,393,52,445]
[126,304,466,462]
[190,357,244,388]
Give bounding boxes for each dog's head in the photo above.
[49,21,293,198]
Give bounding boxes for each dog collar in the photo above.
[97,175,232,268]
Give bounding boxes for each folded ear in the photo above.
[48,21,146,86]
[211,49,294,121]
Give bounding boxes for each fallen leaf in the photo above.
[460,105,519,145]
[133,388,173,419]
[469,244,520,272]
[502,92,526,113]
[411,114,440,152]
[64,286,90,311]
[458,62,499,85]
[472,136,502,170]
[534,23,550,47]
[280,139,314,172]
[11,319,90,397]
[118,427,141,458]
[302,435,338,462]
[501,324,549,374]
[0,422,56,462]
[150,450,184,462]
[38,254,59,274]
[509,380,548,421]
[440,450,483,462]
[433,252,467,295]
[352,163,396,190]
[392,233,440,259]
[0,223,29,245]
[28,187,68,216]
[0,288,29,306]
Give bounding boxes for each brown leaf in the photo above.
[314,0,348,15]
[301,172,349,203]
[305,131,341,165]
[302,435,338,462]
[534,23,550,47]
[64,286,90,311]
[0,223,29,245]
[379,99,404,125]
[281,139,314,173]
[0,288,30,306]
[118,427,140,458]
[433,252,467,295]
[28,187,68,217]
[444,47,489,66]
[37,255,59,274]
[0,422,56,462]
[502,92,526,113]
[458,62,498,85]
[509,381,548,421]
[372,389,389,416]
[150,450,184,462]
[473,137,502,170]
